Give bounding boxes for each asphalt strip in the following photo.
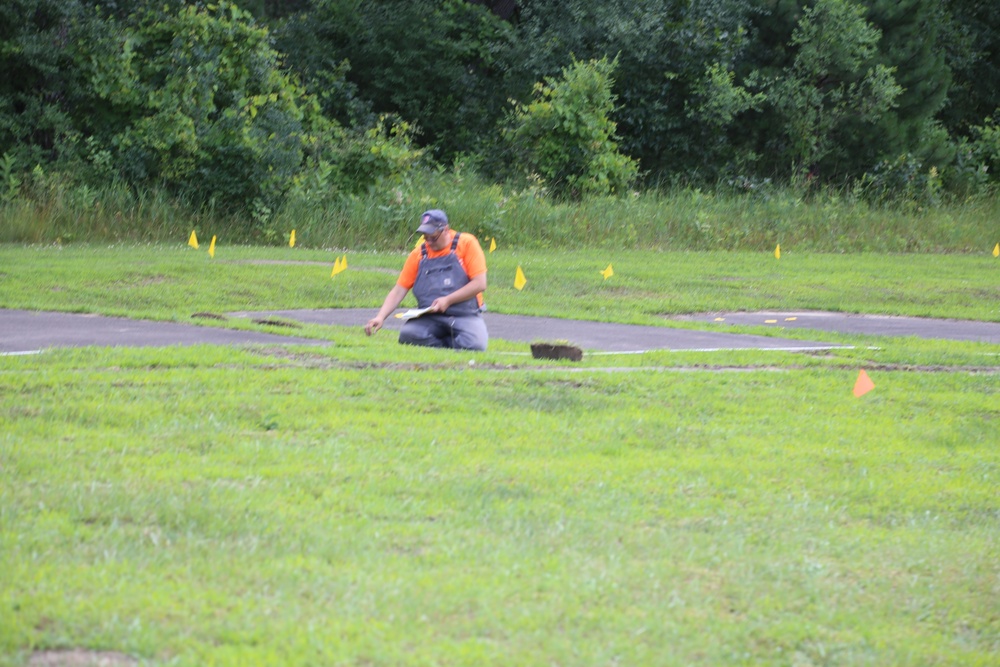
[4,307,997,356]
[229,308,850,353]
[0,309,327,355]
[672,310,1000,343]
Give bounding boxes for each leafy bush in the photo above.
[967,115,1000,183]
[91,2,314,218]
[0,152,21,203]
[503,57,638,199]
[0,1,435,243]
[854,153,943,208]
[277,115,425,243]
[942,138,991,199]
[935,115,1000,198]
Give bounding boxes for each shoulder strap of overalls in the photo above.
[419,232,461,259]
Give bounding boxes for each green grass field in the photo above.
[1,243,998,322]
[1,244,998,666]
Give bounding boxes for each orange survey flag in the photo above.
[853,370,875,397]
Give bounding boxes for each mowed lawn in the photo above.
[1,244,998,666]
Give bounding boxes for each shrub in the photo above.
[854,153,943,208]
[503,56,638,200]
[967,115,1000,183]
[94,2,312,218]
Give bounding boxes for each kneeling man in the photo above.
[365,209,488,351]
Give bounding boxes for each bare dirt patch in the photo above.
[251,317,302,329]
[28,650,137,667]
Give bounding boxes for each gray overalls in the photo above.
[398,232,488,351]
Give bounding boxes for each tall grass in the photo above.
[0,180,219,245]
[3,167,998,252]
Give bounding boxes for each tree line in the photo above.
[2,0,998,224]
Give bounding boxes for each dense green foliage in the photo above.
[750,0,903,177]
[502,57,638,199]
[103,3,314,212]
[1,0,999,234]
[0,0,92,167]
[0,0,422,235]
[496,0,759,182]
[278,0,515,160]
[940,0,1000,137]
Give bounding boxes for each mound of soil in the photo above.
[531,342,584,361]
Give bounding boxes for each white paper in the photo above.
[394,307,433,321]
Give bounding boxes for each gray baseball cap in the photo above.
[416,209,448,234]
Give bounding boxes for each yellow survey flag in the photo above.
[600,263,614,280]
[853,369,875,398]
[331,255,347,277]
[514,265,527,291]
[208,235,216,258]
[188,230,199,249]
[774,244,781,259]
[489,237,497,253]
[993,243,999,257]
[289,229,296,248]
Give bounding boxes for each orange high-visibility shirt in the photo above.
[397,231,486,307]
